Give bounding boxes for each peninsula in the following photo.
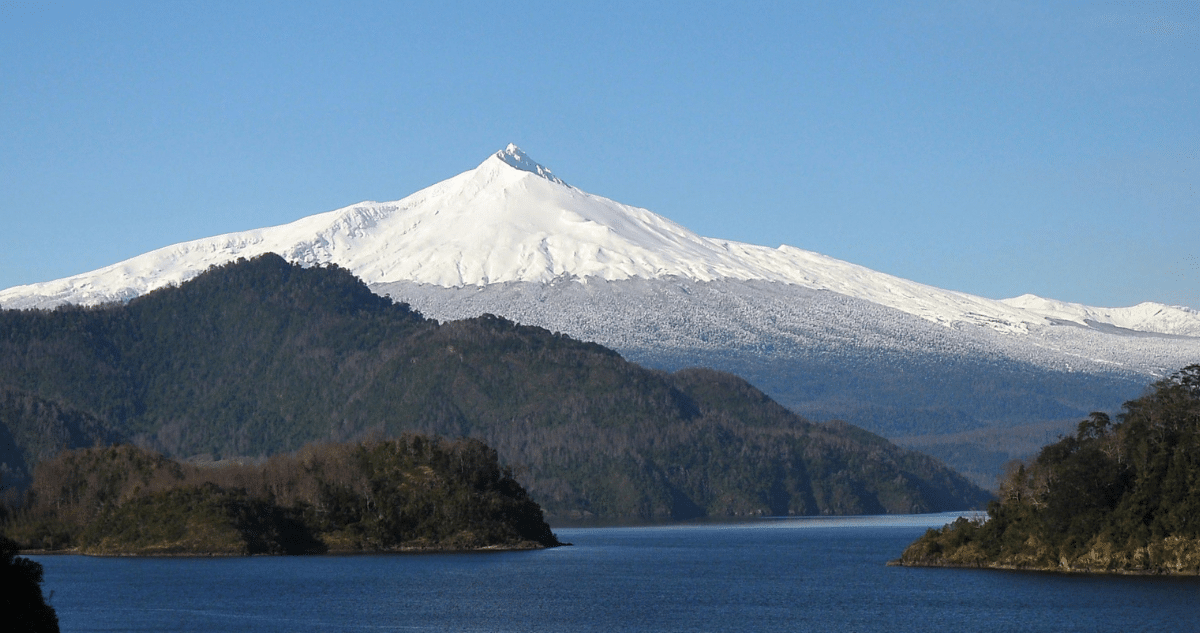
[894,365,1200,575]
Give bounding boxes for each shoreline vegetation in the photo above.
[893,365,1200,576]
[2,436,563,556]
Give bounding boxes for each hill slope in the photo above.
[0,255,990,520]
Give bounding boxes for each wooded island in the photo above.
[4,435,561,555]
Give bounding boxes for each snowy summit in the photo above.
[2,146,1198,337]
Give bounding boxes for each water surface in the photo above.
[34,513,1198,632]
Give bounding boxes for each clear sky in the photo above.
[2,1,1197,309]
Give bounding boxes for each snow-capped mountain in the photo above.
[4,145,1199,489]
[4,144,1197,338]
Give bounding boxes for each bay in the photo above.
[33,513,1198,632]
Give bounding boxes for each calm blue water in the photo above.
[32,513,1199,632]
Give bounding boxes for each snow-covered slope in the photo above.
[5,144,1197,340]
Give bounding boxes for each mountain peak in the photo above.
[493,144,568,186]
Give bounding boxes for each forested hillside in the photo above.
[0,254,991,520]
[0,386,121,496]
[895,365,1200,574]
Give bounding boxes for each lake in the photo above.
[33,513,1198,632]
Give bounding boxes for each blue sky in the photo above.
[2,1,1197,309]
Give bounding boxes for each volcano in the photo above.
[4,145,1199,488]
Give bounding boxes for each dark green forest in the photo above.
[5,436,559,554]
[895,365,1200,574]
[0,254,990,521]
